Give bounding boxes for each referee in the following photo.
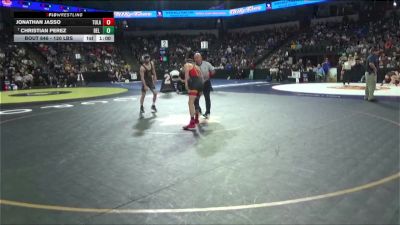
[365,48,379,102]
[194,52,215,119]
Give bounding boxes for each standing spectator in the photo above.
[342,55,354,85]
[315,64,325,82]
[322,58,331,82]
[339,53,348,66]
[352,57,365,83]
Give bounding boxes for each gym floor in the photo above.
[1,80,399,225]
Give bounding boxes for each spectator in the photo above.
[322,58,331,81]
[352,57,366,83]
[315,64,325,82]
[67,71,77,87]
[381,70,399,86]
[13,72,23,89]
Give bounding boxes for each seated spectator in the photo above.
[108,70,118,83]
[314,64,325,82]
[67,72,77,87]
[23,72,34,89]
[13,73,23,89]
[381,70,400,86]
[176,69,187,94]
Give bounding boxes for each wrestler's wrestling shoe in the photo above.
[202,113,210,119]
[183,119,196,130]
[151,105,157,113]
[140,106,145,114]
[194,113,200,124]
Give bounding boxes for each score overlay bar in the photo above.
[13,12,115,43]
[14,34,114,42]
[14,26,106,34]
[14,18,109,26]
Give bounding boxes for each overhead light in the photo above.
[60,6,69,12]
[21,1,31,8]
[394,1,397,7]
[1,0,12,7]
[266,1,272,10]
[40,3,51,9]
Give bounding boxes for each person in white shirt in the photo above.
[342,55,355,85]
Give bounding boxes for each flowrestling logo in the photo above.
[114,11,156,18]
[229,3,265,16]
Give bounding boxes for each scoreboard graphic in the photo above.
[13,12,115,42]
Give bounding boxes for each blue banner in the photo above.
[162,10,230,18]
[272,0,327,10]
[1,1,327,18]
[147,3,267,18]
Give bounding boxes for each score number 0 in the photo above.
[102,18,115,26]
